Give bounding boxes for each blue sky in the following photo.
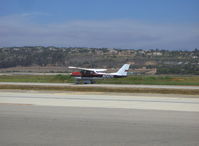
[0,0,198,49]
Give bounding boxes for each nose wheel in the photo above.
[83,80,96,84]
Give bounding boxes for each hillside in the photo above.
[0,47,199,74]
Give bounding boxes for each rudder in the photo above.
[116,64,130,76]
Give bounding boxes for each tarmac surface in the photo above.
[0,91,199,111]
[0,90,199,146]
[0,82,199,90]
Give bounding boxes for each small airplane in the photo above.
[69,64,130,84]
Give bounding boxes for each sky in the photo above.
[0,0,198,49]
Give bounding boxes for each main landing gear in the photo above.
[75,80,96,84]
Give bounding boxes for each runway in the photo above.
[0,90,199,146]
[0,105,199,146]
[0,82,199,89]
[0,90,199,112]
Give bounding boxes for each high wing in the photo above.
[68,66,107,72]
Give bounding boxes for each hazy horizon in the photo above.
[0,0,198,50]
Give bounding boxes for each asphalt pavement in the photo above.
[0,91,199,111]
[0,82,199,89]
[0,91,199,146]
[0,105,199,146]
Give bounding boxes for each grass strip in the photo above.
[0,84,199,95]
[0,75,199,86]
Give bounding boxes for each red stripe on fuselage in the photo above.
[71,72,81,77]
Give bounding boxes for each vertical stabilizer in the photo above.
[116,64,130,76]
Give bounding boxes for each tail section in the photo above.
[116,64,130,76]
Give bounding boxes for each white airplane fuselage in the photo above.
[70,64,130,84]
